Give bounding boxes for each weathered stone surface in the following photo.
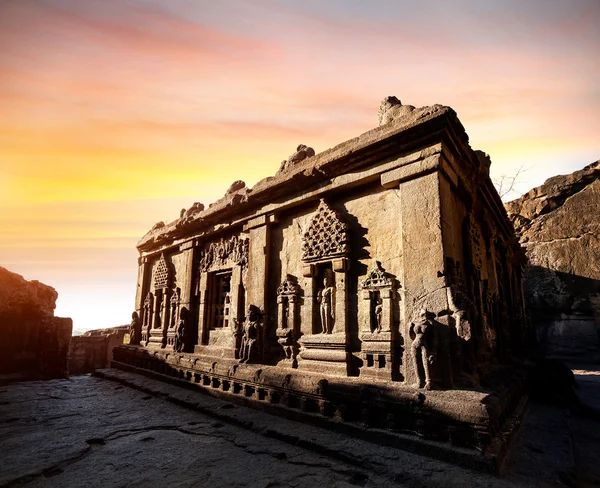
[506,161,600,359]
[0,266,72,381]
[2,369,598,487]
[122,97,529,461]
[69,326,128,375]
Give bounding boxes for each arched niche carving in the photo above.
[276,274,301,367]
[149,253,173,348]
[297,199,350,376]
[359,261,400,381]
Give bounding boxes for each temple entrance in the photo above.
[210,270,232,330]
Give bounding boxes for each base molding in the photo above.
[112,344,527,471]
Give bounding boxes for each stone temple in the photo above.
[114,97,529,461]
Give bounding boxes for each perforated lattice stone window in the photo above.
[301,199,348,262]
[154,254,170,289]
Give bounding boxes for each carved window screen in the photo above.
[301,199,348,262]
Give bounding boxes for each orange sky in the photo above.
[1,0,599,332]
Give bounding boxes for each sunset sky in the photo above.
[1,0,599,332]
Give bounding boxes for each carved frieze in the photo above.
[301,199,348,262]
[199,235,249,272]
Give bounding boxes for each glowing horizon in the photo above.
[1,0,598,331]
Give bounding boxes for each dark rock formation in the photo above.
[0,267,72,382]
[69,326,128,375]
[506,161,600,359]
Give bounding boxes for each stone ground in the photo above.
[0,366,599,488]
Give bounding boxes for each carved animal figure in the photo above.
[183,202,205,221]
[279,144,315,172]
[378,96,416,126]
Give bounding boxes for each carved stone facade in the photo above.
[118,98,529,459]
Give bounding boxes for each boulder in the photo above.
[0,267,72,381]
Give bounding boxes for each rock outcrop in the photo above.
[0,267,72,381]
[69,326,128,375]
[506,161,600,359]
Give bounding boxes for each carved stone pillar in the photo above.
[142,291,153,345]
[245,215,276,362]
[301,264,316,336]
[196,273,210,349]
[332,258,348,334]
[166,288,180,348]
[381,162,450,387]
[135,256,149,319]
[178,242,195,313]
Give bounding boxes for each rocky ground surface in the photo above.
[1,366,599,488]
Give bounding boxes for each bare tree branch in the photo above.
[493,164,526,199]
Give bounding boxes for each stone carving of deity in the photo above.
[129,312,140,345]
[410,309,436,390]
[374,297,383,333]
[174,307,187,353]
[157,299,164,329]
[239,305,262,364]
[317,272,335,334]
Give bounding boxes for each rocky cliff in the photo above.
[0,266,72,381]
[506,161,600,359]
[69,325,128,375]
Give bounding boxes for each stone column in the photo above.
[161,288,171,347]
[153,292,162,330]
[289,295,299,334]
[245,214,276,361]
[246,225,269,311]
[332,258,348,335]
[134,256,149,316]
[277,295,287,330]
[301,264,316,335]
[381,157,448,386]
[196,273,210,349]
[381,288,393,332]
[178,242,195,312]
[230,266,243,325]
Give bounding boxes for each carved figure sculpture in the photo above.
[227,180,246,194]
[174,307,187,353]
[410,309,436,390]
[374,297,383,333]
[317,271,335,334]
[239,305,263,364]
[232,318,244,359]
[129,312,140,345]
[279,144,315,172]
[181,202,205,224]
